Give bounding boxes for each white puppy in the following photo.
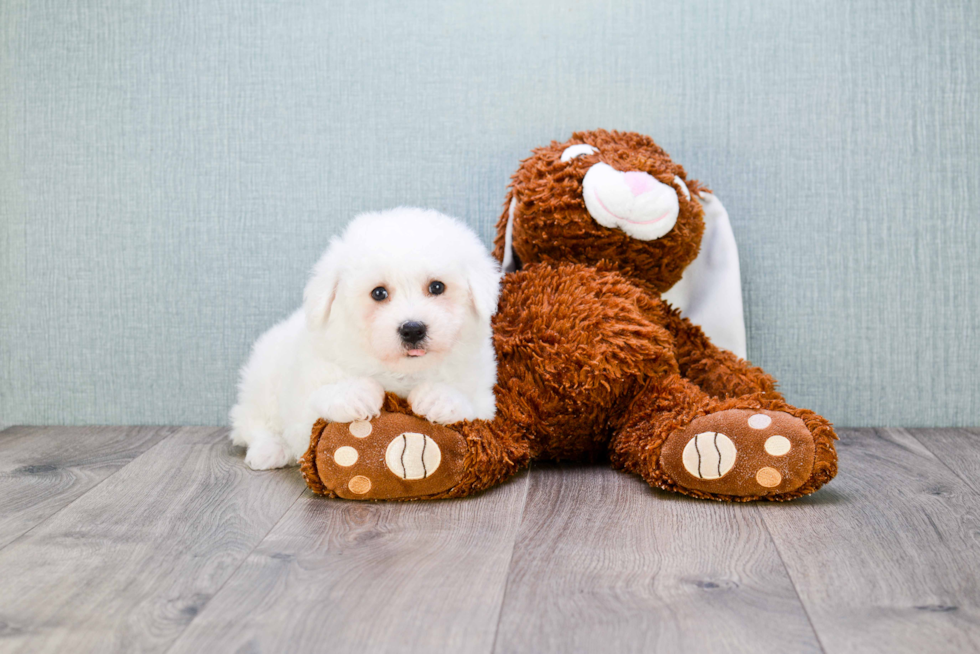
[229,207,501,470]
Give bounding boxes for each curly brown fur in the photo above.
[301,392,531,501]
[300,394,416,498]
[491,263,678,460]
[303,130,838,502]
[493,129,708,293]
[299,420,330,496]
[612,389,837,502]
[653,300,782,400]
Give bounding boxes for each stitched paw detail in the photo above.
[313,413,466,500]
[681,432,737,479]
[661,409,816,497]
[385,433,441,480]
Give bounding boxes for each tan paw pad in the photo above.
[348,475,372,494]
[314,412,468,500]
[385,433,441,480]
[349,420,372,438]
[660,409,816,498]
[755,467,782,488]
[682,432,736,479]
[764,435,791,456]
[333,446,359,467]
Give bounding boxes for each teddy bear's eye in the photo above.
[560,144,598,163]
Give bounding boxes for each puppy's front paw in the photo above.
[408,382,475,424]
[245,438,290,470]
[310,377,385,423]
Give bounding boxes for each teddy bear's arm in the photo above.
[658,303,783,401]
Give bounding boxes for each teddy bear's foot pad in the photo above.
[660,409,815,497]
[313,413,467,500]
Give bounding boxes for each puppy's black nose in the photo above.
[398,321,427,343]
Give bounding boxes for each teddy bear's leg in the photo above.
[300,395,531,500]
[658,302,782,400]
[610,374,837,501]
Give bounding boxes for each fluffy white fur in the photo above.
[229,207,501,470]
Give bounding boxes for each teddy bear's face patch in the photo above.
[582,162,680,240]
[561,142,684,240]
[494,129,707,293]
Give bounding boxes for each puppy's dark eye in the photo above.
[371,286,388,301]
[428,281,445,295]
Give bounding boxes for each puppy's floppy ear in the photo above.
[303,238,343,330]
[465,248,503,323]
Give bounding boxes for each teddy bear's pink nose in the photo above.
[582,162,680,241]
[623,171,658,197]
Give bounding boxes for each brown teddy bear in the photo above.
[300,130,838,502]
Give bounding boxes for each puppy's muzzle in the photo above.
[398,321,427,345]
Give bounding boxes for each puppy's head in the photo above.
[304,208,501,372]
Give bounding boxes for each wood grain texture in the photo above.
[0,427,306,654]
[492,464,821,654]
[3,426,980,654]
[168,472,530,654]
[0,425,175,549]
[761,428,980,653]
[909,428,980,494]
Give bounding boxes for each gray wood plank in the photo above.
[908,428,980,494]
[492,464,821,654]
[761,428,980,653]
[0,425,175,549]
[167,472,530,654]
[0,427,306,654]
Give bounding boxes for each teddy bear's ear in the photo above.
[662,193,747,359]
[491,189,517,270]
[303,237,343,330]
[500,194,519,273]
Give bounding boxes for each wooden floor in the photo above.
[0,427,978,653]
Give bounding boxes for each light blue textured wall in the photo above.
[1,0,978,427]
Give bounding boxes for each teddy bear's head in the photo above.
[493,130,707,293]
